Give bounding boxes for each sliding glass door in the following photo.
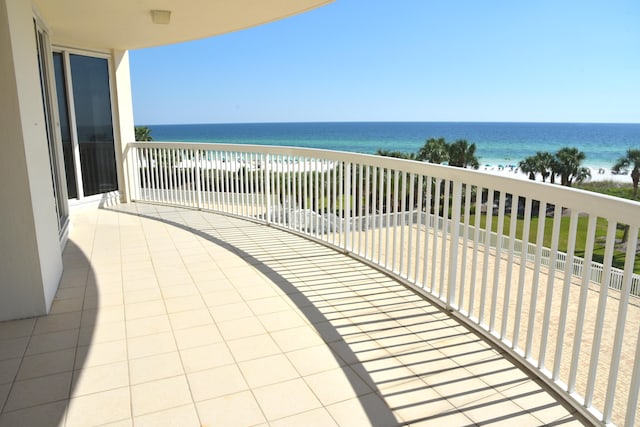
[53,51,118,199]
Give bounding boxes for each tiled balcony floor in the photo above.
[0,203,586,426]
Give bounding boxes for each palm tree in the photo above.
[612,148,640,199]
[554,147,589,187]
[447,139,480,169]
[416,137,448,164]
[135,126,153,141]
[519,156,538,180]
[533,151,555,182]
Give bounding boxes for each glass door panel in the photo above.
[52,52,77,199]
[69,54,118,197]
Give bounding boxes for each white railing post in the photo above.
[446,181,462,309]
[264,153,271,225]
[626,319,640,426]
[195,149,202,209]
[603,226,639,423]
[568,215,597,393]
[344,162,351,252]
[584,221,617,408]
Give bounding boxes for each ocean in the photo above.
[146,122,640,169]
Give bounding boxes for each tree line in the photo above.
[376,137,480,169]
[376,137,639,200]
[519,147,640,198]
[518,148,591,187]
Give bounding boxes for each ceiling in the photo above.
[33,0,333,50]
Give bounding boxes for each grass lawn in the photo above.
[475,212,640,274]
[576,180,638,201]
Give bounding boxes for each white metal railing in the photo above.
[125,142,640,426]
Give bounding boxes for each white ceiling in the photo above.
[33,0,333,50]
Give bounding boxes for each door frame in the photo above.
[33,17,70,247]
[51,46,124,204]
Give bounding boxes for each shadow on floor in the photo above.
[106,203,584,426]
[0,240,99,426]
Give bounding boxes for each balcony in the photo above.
[1,142,638,426]
[0,202,584,426]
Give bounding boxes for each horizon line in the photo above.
[137,120,640,127]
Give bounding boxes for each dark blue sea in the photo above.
[146,122,640,169]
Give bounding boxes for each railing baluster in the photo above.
[240,153,247,216]
[319,158,325,239]
[385,168,392,269]
[584,220,617,408]
[525,200,546,360]
[538,203,562,370]
[447,180,462,308]
[490,191,506,332]
[479,189,494,326]
[626,316,640,426]
[338,161,344,244]
[345,162,351,251]
[275,155,281,225]
[553,209,579,380]
[439,179,451,300]
[512,196,533,351]
[430,179,441,294]
[224,152,230,213]
[604,225,639,423]
[358,163,364,255]
[422,176,432,292]
[303,156,309,233]
[407,173,415,281]
[195,149,202,209]
[399,171,407,277]
[458,183,472,313]
[364,165,371,259]
[313,157,318,236]
[377,167,384,266]
[414,174,424,286]
[392,169,399,272]
[500,194,519,340]
[150,148,158,202]
[158,148,166,203]
[246,152,252,215]
[331,158,337,245]
[185,148,191,206]
[166,148,173,205]
[468,185,483,318]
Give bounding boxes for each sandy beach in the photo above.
[179,155,634,186]
[480,164,632,184]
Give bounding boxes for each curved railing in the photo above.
[125,142,640,426]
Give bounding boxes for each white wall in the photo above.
[0,0,63,320]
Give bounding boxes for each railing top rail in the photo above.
[127,141,640,225]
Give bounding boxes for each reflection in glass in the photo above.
[69,54,117,196]
[53,52,77,199]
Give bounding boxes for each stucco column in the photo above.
[113,49,136,203]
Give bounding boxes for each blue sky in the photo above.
[130,0,640,125]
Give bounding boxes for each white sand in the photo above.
[480,165,632,184]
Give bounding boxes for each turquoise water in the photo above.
[146,122,640,169]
